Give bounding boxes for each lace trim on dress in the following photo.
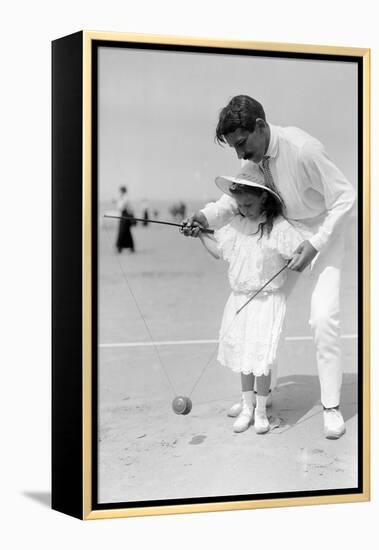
[269,218,313,259]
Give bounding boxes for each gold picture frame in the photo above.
[52,30,370,520]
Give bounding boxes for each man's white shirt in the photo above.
[202,124,356,251]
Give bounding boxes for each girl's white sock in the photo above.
[255,394,268,415]
[242,390,255,412]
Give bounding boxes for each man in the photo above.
[183,95,356,439]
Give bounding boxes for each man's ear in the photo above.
[255,118,267,130]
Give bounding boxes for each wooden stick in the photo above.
[103,215,214,234]
[236,262,290,315]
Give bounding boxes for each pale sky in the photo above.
[98,46,358,202]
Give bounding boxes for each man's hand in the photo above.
[288,240,318,271]
[181,211,209,237]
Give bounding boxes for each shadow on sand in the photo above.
[273,372,357,428]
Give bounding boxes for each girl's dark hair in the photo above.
[216,95,266,145]
[229,183,283,238]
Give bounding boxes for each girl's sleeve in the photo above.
[201,194,238,229]
[273,219,312,260]
[214,225,236,262]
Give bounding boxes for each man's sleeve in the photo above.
[200,193,238,229]
[299,141,356,251]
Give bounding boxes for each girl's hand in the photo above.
[181,212,208,237]
[288,240,318,271]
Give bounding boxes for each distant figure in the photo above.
[116,186,135,253]
[153,209,159,219]
[141,199,150,227]
[178,201,187,221]
[169,201,187,222]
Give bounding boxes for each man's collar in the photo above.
[265,123,279,159]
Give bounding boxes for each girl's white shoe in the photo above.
[233,408,254,433]
[227,392,272,417]
[254,413,270,434]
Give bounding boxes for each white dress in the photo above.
[215,215,309,376]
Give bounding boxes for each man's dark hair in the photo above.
[215,95,266,145]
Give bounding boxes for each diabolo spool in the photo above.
[172,396,192,415]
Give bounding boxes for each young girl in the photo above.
[197,169,310,434]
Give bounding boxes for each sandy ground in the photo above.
[98,218,358,504]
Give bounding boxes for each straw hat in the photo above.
[215,167,282,203]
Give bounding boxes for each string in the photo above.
[104,217,289,403]
[103,223,177,397]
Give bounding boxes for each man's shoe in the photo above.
[227,392,272,417]
[228,401,244,417]
[233,408,254,433]
[323,407,346,439]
